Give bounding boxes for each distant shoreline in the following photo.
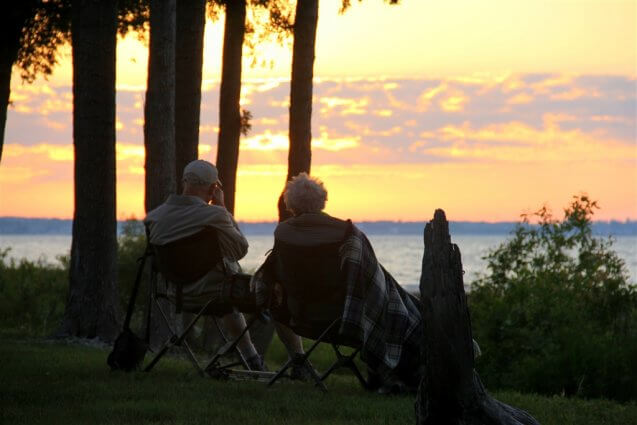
[1,217,636,236]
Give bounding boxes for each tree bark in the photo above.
[0,3,36,165]
[175,0,205,193]
[145,0,177,349]
[60,0,120,342]
[145,0,176,212]
[0,54,13,165]
[277,0,319,222]
[216,0,246,215]
[415,209,540,425]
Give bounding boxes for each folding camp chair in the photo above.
[142,226,272,381]
[266,225,371,391]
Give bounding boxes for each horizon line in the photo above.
[2,216,636,225]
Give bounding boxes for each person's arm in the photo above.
[206,185,248,260]
[208,206,249,261]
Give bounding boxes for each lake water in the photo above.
[1,234,635,290]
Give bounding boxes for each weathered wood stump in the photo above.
[415,209,540,425]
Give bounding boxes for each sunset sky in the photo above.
[1,0,635,222]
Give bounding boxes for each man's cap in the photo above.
[182,159,220,186]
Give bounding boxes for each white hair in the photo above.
[284,172,327,214]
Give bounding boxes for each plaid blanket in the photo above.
[338,226,422,381]
[252,225,422,382]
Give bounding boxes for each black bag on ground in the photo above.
[107,328,147,371]
[107,246,151,371]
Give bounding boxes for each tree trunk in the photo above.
[216,0,246,215]
[277,0,319,222]
[0,54,13,165]
[175,0,205,193]
[415,209,540,425]
[145,0,176,349]
[0,4,35,165]
[60,0,120,342]
[145,0,176,212]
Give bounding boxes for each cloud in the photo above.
[507,92,534,105]
[4,144,74,162]
[313,131,359,151]
[5,73,635,169]
[241,131,289,151]
[440,94,468,112]
[319,96,369,115]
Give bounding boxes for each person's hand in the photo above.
[211,185,225,207]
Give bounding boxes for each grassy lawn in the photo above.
[1,336,635,425]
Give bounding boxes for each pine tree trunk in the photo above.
[60,0,120,342]
[145,0,177,349]
[0,4,33,165]
[277,0,319,222]
[216,0,246,215]
[0,55,13,165]
[145,0,176,212]
[175,0,205,192]
[416,209,540,425]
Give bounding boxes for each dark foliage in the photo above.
[470,195,637,401]
[340,0,400,14]
[115,219,150,331]
[0,248,68,336]
[240,108,252,136]
[12,0,148,84]
[117,0,149,38]
[0,219,147,337]
[15,0,69,83]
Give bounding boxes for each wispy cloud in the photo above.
[7,73,635,161]
[3,73,636,220]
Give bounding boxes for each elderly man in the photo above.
[145,160,313,377]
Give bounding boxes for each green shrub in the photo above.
[115,219,151,330]
[469,195,637,401]
[116,220,147,297]
[0,249,68,336]
[0,220,149,337]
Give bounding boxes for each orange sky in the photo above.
[0,0,636,222]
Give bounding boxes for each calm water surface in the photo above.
[2,234,635,289]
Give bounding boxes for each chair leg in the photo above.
[181,340,204,377]
[319,344,368,389]
[143,336,175,372]
[266,350,327,391]
[204,313,258,373]
[144,296,180,372]
[268,318,342,391]
[342,347,368,389]
[288,338,328,391]
[266,357,294,387]
[318,354,341,382]
[205,314,277,382]
[144,297,214,374]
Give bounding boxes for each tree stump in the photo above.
[415,209,540,425]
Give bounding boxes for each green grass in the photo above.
[1,337,635,425]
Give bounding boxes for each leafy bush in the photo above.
[115,219,150,330]
[116,220,147,299]
[0,249,68,336]
[469,195,637,401]
[0,219,149,337]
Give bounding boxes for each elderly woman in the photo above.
[266,172,423,393]
[275,172,350,246]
